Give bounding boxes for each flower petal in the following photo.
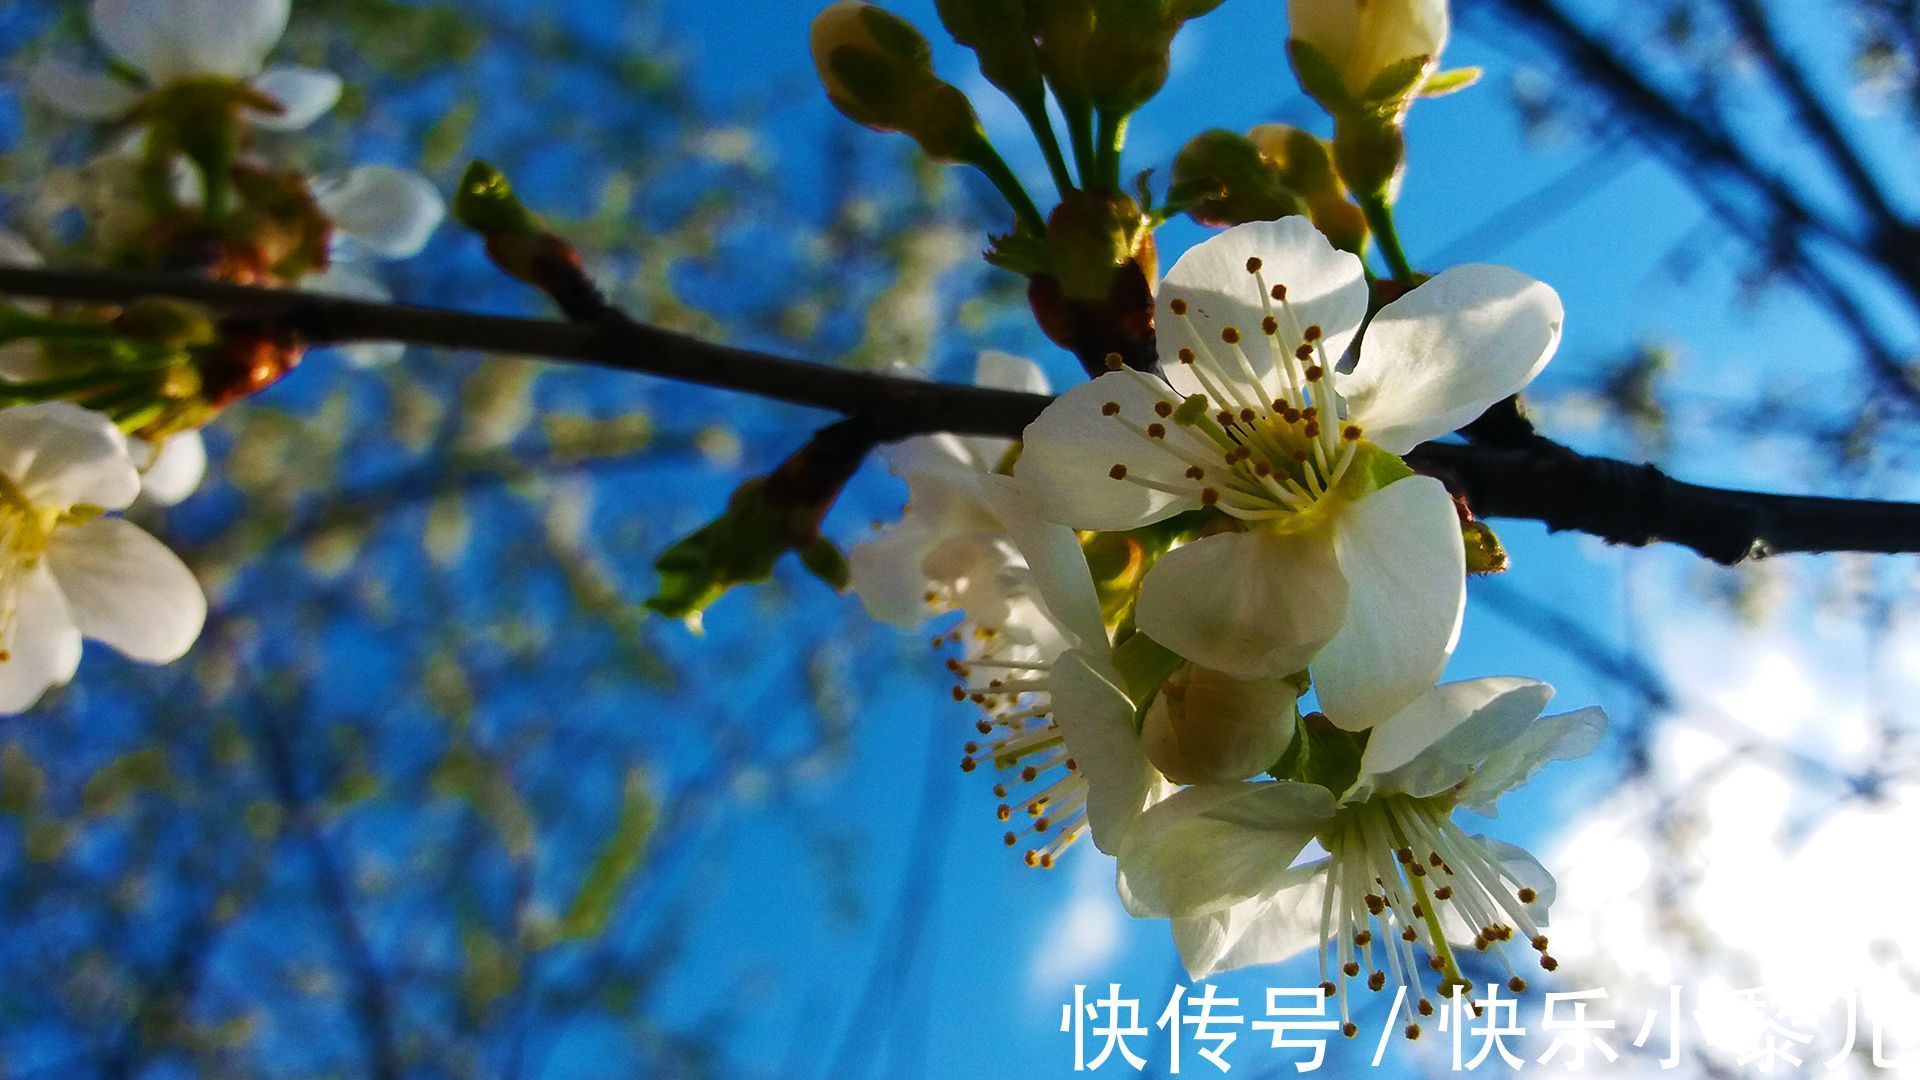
[47,517,206,663]
[25,58,144,120]
[1456,705,1607,816]
[314,166,446,259]
[1354,676,1553,800]
[1117,780,1334,918]
[1481,837,1557,919]
[1017,372,1201,531]
[133,431,208,507]
[973,349,1050,395]
[847,516,943,628]
[1337,264,1563,454]
[1316,475,1463,731]
[1137,527,1347,680]
[1049,649,1164,853]
[978,474,1108,655]
[92,0,289,81]
[1172,861,1330,979]
[0,565,82,714]
[0,403,141,510]
[0,232,54,379]
[1157,216,1369,398]
[249,66,342,130]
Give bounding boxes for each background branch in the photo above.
[5,264,1920,563]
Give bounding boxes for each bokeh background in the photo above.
[4,0,1920,1075]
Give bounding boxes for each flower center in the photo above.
[1102,259,1368,529]
[1315,795,1557,1041]
[0,474,60,664]
[940,626,1088,870]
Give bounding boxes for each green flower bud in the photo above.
[934,0,1045,106]
[1248,123,1368,251]
[1027,0,1098,104]
[1169,129,1301,227]
[1044,189,1150,300]
[1143,665,1300,784]
[810,2,987,163]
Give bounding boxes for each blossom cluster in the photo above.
[0,0,447,710]
[849,217,1605,1021]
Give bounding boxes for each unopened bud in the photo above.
[1045,190,1150,300]
[1286,0,1449,111]
[1028,0,1098,104]
[1142,665,1299,784]
[935,0,1045,106]
[1248,124,1368,250]
[811,2,987,162]
[1169,129,1301,227]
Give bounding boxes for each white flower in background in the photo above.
[1018,216,1562,731]
[133,431,208,507]
[29,0,341,131]
[849,351,1059,641]
[1288,0,1450,103]
[0,231,53,383]
[0,403,206,712]
[850,357,1139,866]
[1113,676,1603,1026]
[303,166,447,366]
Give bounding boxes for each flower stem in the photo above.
[1016,94,1078,199]
[1094,109,1128,190]
[969,144,1049,238]
[1361,194,1417,286]
[1063,98,1097,187]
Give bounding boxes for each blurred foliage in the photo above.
[0,0,1019,1075]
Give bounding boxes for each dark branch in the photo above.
[6,264,1920,563]
[0,266,1048,442]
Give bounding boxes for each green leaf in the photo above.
[1419,66,1482,99]
[1361,54,1433,107]
[644,480,790,623]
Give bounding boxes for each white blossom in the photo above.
[1017,216,1562,730]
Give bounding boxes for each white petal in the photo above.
[1315,476,1463,731]
[1016,372,1200,531]
[972,349,1050,394]
[1355,677,1553,799]
[1049,650,1162,853]
[1135,527,1346,680]
[25,58,143,120]
[0,231,52,347]
[0,403,140,510]
[1337,264,1563,454]
[47,517,205,663]
[1456,705,1607,815]
[248,66,342,130]
[134,431,208,507]
[0,231,42,269]
[1116,780,1334,918]
[977,474,1108,654]
[1173,862,1329,979]
[1481,837,1556,919]
[1157,217,1369,395]
[92,0,289,81]
[314,166,446,259]
[0,566,82,713]
[847,516,943,628]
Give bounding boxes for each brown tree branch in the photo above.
[5,264,1920,564]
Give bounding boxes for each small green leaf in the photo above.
[1361,54,1433,107]
[1419,66,1482,99]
